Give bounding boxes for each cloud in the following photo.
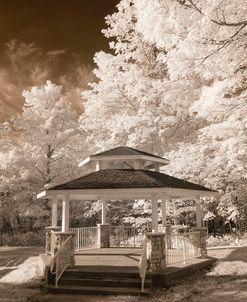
[0,40,95,120]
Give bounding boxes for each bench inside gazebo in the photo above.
[37,146,217,295]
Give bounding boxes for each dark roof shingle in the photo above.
[48,169,215,192]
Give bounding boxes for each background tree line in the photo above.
[1,0,247,245]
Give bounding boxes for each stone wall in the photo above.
[97,224,110,248]
[45,226,61,255]
[146,232,166,271]
[53,231,76,266]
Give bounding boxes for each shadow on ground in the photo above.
[223,246,247,262]
[0,247,44,278]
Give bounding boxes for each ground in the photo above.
[1,246,247,302]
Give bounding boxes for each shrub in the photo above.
[207,233,247,247]
[0,231,45,246]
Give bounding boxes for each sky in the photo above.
[0,0,119,118]
[0,0,119,63]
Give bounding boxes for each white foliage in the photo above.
[3,81,84,191]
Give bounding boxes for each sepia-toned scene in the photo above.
[0,1,247,301]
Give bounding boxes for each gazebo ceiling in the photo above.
[37,169,217,200]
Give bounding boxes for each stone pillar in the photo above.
[146,232,166,271]
[45,226,61,255]
[53,231,76,266]
[97,224,110,248]
[191,227,208,257]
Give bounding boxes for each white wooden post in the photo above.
[195,196,202,228]
[96,160,101,171]
[62,195,70,232]
[154,164,159,172]
[133,160,142,169]
[102,200,106,224]
[151,196,158,233]
[51,196,58,227]
[161,198,166,227]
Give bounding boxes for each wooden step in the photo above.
[47,285,151,296]
[63,267,145,279]
[59,276,152,288]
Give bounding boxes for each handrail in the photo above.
[138,235,148,292]
[50,236,72,287]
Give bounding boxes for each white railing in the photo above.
[69,227,98,250]
[50,236,73,287]
[110,226,143,247]
[166,231,201,265]
[138,235,148,292]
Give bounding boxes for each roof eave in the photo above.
[37,187,218,200]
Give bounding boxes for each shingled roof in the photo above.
[91,146,166,160]
[48,169,215,192]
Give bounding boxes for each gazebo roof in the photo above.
[49,169,213,192]
[91,146,166,160]
[78,146,169,168]
[38,169,217,200]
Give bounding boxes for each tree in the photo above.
[14,80,84,186]
[79,0,247,233]
[135,0,247,79]
[79,0,202,155]
[0,81,85,240]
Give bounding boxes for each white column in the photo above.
[51,195,58,227]
[151,196,158,233]
[133,160,142,169]
[195,196,202,228]
[62,195,70,232]
[102,200,106,224]
[154,164,160,172]
[161,198,166,227]
[96,160,101,171]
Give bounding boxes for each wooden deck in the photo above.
[75,247,141,268]
[75,247,214,272]
[71,247,216,289]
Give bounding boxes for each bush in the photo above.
[207,233,247,247]
[0,230,45,246]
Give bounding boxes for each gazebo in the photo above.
[37,146,217,289]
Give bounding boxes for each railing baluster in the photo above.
[165,231,201,265]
